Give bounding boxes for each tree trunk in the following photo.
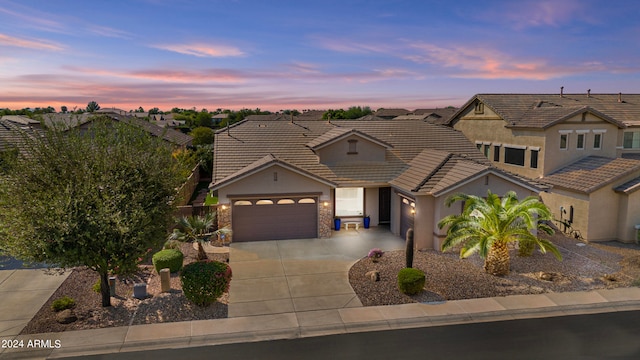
[99,271,111,307]
[197,242,208,261]
[484,241,510,276]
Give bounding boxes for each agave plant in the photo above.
[438,190,562,276]
[168,212,230,261]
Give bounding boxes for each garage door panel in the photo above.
[233,200,317,242]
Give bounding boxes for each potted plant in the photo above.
[363,214,370,229]
[334,216,341,231]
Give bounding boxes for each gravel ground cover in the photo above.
[20,232,640,334]
[349,232,640,306]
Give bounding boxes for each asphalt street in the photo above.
[66,310,640,360]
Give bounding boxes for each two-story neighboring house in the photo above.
[210,117,544,249]
[448,92,640,243]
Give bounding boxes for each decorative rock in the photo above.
[55,309,77,324]
[365,270,380,282]
[133,283,147,299]
[160,268,171,292]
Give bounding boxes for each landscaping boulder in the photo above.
[365,270,380,282]
[55,309,77,324]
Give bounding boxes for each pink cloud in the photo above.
[152,43,244,57]
[313,36,392,54]
[498,0,593,29]
[0,4,67,33]
[63,66,247,83]
[405,42,604,80]
[0,33,63,51]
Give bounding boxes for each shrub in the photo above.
[51,296,75,312]
[368,248,384,259]
[92,279,101,293]
[152,249,184,273]
[518,239,535,257]
[163,240,181,250]
[397,268,425,295]
[180,260,232,306]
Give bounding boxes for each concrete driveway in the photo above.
[228,227,404,317]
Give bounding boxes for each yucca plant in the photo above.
[438,190,562,276]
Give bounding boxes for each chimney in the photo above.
[560,86,564,97]
[618,92,623,103]
[587,89,591,98]
[291,113,294,123]
[226,121,230,136]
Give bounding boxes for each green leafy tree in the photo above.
[0,119,186,307]
[86,101,100,113]
[437,190,561,276]
[190,127,215,146]
[195,110,213,128]
[148,107,160,115]
[60,105,68,113]
[322,106,372,120]
[168,213,230,261]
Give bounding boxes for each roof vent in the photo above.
[587,89,591,98]
[560,86,564,98]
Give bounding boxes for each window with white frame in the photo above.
[623,132,640,149]
[593,133,602,149]
[335,187,364,217]
[560,134,568,150]
[576,133,585,150]
[504,146,525,166]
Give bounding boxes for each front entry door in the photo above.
[378,187,391,224]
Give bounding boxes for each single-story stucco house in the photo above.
[210,116,544,250]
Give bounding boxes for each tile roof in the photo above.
[211,154,337,190]
[449,94,635,128]
[542,156,640,193]
[614,176,640,194]
[0,118,40,153]
[43,113,193,147]
[375,108,410,117]
[305,128,393,150]
[212,119,501,190]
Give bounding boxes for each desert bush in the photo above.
[163,240,181,250]
[152,249,184,273]
[92,279,101,293]
[397,268,425,295]
[180,260,232,306]
[518,238,535,257]
[51,296,75,312]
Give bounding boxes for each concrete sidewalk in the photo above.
[2,287,640,359]
[0,269,70,338]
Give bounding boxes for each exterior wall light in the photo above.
[221,205,227,210]
[323,201,329,207]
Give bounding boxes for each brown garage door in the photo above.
[400,197,415,240]
[232,197,318,242]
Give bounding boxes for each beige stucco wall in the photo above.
[389,190,401,236]
[587,187,620,241]
[453,106,620,178]
[216,164,331,204]
[414,172,539,251]
[617,191,640,243]
[544,118,618,175]
[316,134,386,164]
[452,109,546,179]
[364,187,380,226]
[539,189,590,239]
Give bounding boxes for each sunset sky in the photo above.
[1,0,639,112]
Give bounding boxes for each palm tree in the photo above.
[437,190,562,276]
[168,212,230,261]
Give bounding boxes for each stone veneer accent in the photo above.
[318,202,332,238]
[217,204,232,243]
